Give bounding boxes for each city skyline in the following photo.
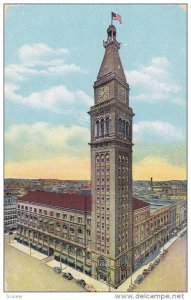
[4,4,187,180]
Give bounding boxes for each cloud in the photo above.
[5,122,90,162]
[18,43,69,64]
[5,43,87,82]
[134,120,184,142]
[125,56,184,105]
[5,83,93,114]
[133,156,186,181]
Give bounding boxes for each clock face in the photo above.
[118,85,126,103]
[99,85,109,102]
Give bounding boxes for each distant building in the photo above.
[4,195,17,231]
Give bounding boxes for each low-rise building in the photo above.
[15,191,186,279]
[16,191,92,275]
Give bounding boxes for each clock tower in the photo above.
[89,24,134,288]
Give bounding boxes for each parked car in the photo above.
[53,267,61,274]
[85,284,96,292]
[62,272,73,280]
[154,258,160,265]
[127,284,136,292]
[134,274,144,285]
[142,269,150,276]
[76,279,86,288]
[148,263,155,271]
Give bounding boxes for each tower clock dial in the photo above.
[99,85,109,102]
[118,85,126,103]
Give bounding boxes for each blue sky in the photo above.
[4,3,187,180]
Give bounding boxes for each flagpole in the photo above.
[111,12,113,25]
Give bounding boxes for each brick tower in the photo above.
[89,24,134,288]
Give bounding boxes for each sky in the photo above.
[4,3,187,181]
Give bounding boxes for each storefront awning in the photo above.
[23,238,28,242]
[68,257,75,264]
[32,243,37,247]
[76,261,83,268]
[49,221,54,225]
[15,235,20,239]
[43,219,48,223]
[42,247,48,252]
[36,245,42,249]
[84,266,91,272]
[61,254,67,261]
[54,252,60,257]
[38,218,43,222]
[19,237,24,241]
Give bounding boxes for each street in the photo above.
[4,233,187,292]
[4,235,83,292]
[135,233,187,292]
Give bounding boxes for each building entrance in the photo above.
[99,272,107,283]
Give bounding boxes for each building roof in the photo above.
[133,197,150,210]
[19,191,92,212]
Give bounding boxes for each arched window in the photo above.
[106,117,110,135]
[96,120,99,137]
[126,122,129,136]
[122,120,126,135]
[69,245,75,253]
[99,257,107,268]
[119,118,122,133]
[76,248,83,257]
[101,119,104,137]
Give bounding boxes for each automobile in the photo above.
[76,279,86,288]
[142,269,150,276]
[134,274,144,285]
[85,284,96,292]
[154,258,160,265]
[53,267,61,274]
[62,272,73,280]
[127,284,136,292]
[148,263,155,271]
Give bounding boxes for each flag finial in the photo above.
[111,12,122,24]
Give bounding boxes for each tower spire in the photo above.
[96,24,126,85]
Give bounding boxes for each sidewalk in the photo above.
[46,232,183,292]
[46,260,112,291]
[9,240,48,261]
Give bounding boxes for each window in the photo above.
[63,214,67,219]
[63,223,67,230]
[44,210,47,215]
[50,211,53,216]
[78,227,83,234]
[106,117,110,135]
[70,215,74,222]
[87,229,91,235]
[101,119,104,137]
[56,213,60,218]
[70,225,75,233]
[34,208,37,213]
[39,209,42,214]
[78,237,83,244]
[78,217,82,223]
[25,206,28,211]
[56,222,60,227]
[87,219,91,225]
[96,120,99,137]
[99,257,107,267]
[29,207,32,212]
